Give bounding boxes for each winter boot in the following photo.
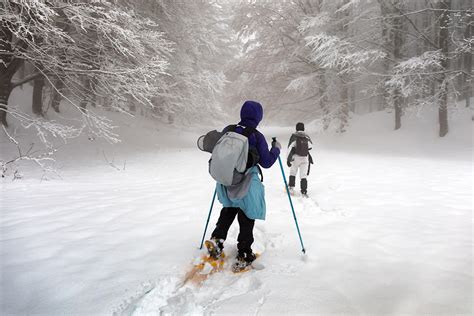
[301,178,308,196]
[289,175,296,190]
[232,251,257,272]
[205,238,224,260]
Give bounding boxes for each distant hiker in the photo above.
[198,100,280,271]
[287,122,313,197]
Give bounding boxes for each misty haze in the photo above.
[0,1,472,315]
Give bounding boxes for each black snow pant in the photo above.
[211,207,255,256]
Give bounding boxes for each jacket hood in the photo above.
[239,101,263,128]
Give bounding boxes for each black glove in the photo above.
[271,139,281,150]
[287,147,295,167]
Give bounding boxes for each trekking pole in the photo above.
[273,137,306,254]
[199,188,217,249]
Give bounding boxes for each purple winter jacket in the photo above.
[223,101,280,169]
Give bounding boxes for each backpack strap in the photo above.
[241,127,260,171]
[226,125,255,138]
[242,126,256,138]
[225,124,237,132]
[245,128,263,182]
[257,165,263,182]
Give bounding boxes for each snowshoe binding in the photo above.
[205,238,224,260]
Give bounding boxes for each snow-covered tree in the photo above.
[301,0,386,132]
[1,0,173,141]
[230,0,385,130]
[382,0,472,136]
[142,1,236,124]
[230,0,327,124]
[228,0,471,136]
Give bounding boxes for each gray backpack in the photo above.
[197,125,258,186]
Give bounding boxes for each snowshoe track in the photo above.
[118,226,269,315]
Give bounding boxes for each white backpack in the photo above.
[209,125,256,186]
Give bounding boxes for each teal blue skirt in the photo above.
[216,167,266,220]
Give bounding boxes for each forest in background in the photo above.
[1,0,472,176]
[228,0,472,134]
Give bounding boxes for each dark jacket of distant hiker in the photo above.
[287,131,313,164]
[287,122,313,195]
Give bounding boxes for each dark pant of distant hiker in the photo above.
[211,207,254,256]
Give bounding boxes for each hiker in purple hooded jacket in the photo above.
[208,101,281,267]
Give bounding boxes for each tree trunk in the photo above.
[337,0,350,133]
[394,91,402,130]
[0,80,12,127]
[379,0,403,129]
[79,78,91,113]
[350,83,356,113]
[456,51,463,95]
[378,0,391,111]
[463,12,472,108]
[18,63,26,85]
[51,78,64,113]
[393,4,403,130]
[0,24,22,127]
[422,0,432,101]
[380,62,390,111]
[438,0,450,137]
[80,99,88,112]
[439,82,448,136]
[319,72,330,130]
[32,76,45,116]
[90,78,98,107]
[339,77,349,133]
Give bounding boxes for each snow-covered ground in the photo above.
[1,105,472,315]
